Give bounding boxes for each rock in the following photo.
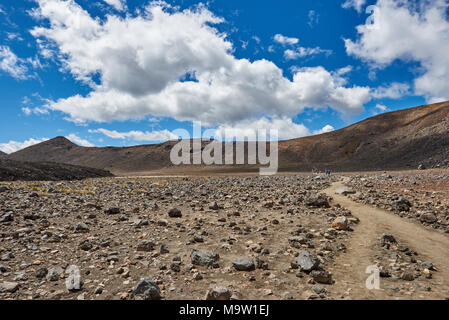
[0,281,19,293]
[232,257,256,271]
[331,217,349,230]
[168,208,182,218]
[191,249,219,267]
[160,244,169,254]
[209,202,220,210]
[288,236,308,249]
[79,240,93,251]
[420,213,437,224]
[310,270,333,284]
[380,233,397,247]
[105,207,120,215]
[401,272,415,281]
[291,250,320,272]
[137,240,155,252]
[418,164,426,170]
[46,266,64,281]
[157,219,168,226]
[36,268,48,279]
[193,272,203,281]
[393,198,411,212]
[75,222,89,233]
[305,193,330,208]
[205,287,232,300]
[0,212,13,223]
[335,186,356,196]
[131,278,161,300]
[421,261,435,270]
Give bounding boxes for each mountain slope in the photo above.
[8,101,449,173]
[0,151,6,158]
[0,158,114,181]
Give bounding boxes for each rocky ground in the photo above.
[0,173,447,300]
[345,171,449,233]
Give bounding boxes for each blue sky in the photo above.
[1,0,447,153]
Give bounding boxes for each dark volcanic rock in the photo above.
[131,278,161,300]
[232,257,256,271]
[191,249,219,267]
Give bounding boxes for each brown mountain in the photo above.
[7,101,449,173]
[0,151,7,158]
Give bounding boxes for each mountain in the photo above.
[0,151,6,158]
[0,158,113,181]
[8,101,449,173]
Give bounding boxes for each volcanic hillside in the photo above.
[7,101,449,173]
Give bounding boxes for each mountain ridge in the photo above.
[7,101,449,173]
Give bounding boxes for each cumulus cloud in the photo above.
[273,34,299,46]
[345,0,449,102]
[30,0,370,125]
[0,137,49,154]
[284,47,332,60]
[371,82,411,99]
[103,0,126,11]
[214,117,311,141]
[313,124,335,135]
[342,0,367,13]
[89,128,178,142]
[66,133,94,147]
[0,46,29,79]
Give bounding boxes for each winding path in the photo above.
[322,179,449,300]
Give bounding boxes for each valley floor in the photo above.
[0,171,448,300]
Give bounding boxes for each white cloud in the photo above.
[313,125,335,135]
[214,117,311,141]
[345,0,449,102]
[273,34,299,46]
[342,0,367,13]
[375,104,388,112]
[89,128,178,142]
[66,133,94,147]
[31,0,371,125]
[308,10,319,27]
[0,138,49,154]
[284,47,332,60]
[371,82,410,99]
[0,46,29,79]
[103,0,126,11]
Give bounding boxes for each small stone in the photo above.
[137,240,155,252]
[205,287,232,300]
[75,222,89,233]
[332,217,349,230]
[0,281,19,293]
[105,207,121,215]
[310,270,333,284]
[46,266,64,281]
[168,208,182,218]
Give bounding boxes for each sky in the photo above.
[1,0,448,153]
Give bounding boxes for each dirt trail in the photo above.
[323,179,449,300]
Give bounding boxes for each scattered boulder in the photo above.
[131,278,161,300]
[191,249,219,267]
[291,250,320,272]
[232,257,256,271]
